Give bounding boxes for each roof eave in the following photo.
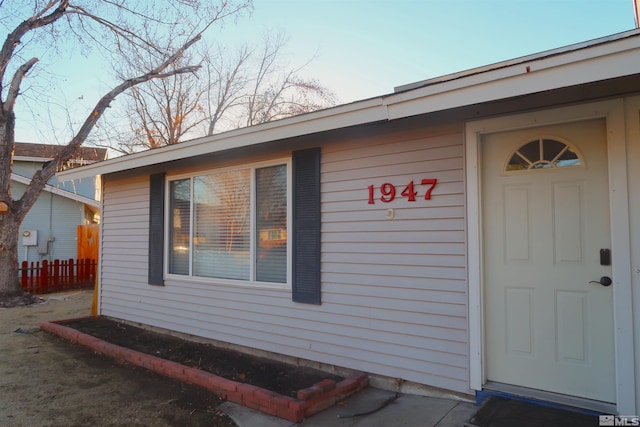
[57,28,640,181]
[393,29,640,93]
[383,29,640,120]
[57,98,388,181]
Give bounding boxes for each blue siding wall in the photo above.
[13,181,84,264]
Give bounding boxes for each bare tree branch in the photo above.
[20,39,203,213]
[3,57,38,113]
[0,0,253,297]
[205,45,251,134]
[0,1,69,90]
[105,31,336,154]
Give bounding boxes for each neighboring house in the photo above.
[14,143,107,263]
[58,29,640,415]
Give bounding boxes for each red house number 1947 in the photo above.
[368,179,438,204]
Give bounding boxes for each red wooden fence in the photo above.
[19,258,96,295]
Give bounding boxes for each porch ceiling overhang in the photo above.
[58,29,640,181]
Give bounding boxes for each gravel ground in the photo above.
[0,290,235,427]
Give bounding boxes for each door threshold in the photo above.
[480,381,616,415]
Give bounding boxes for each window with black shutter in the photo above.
[292,148,321,304]
[148,173,165,286]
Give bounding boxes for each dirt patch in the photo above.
[0,293,43,308]
[0,290,235,426]
[64,316,344,398]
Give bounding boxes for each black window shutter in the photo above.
[148,173,165,286]
[292,148,321,304]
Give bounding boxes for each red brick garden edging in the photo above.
[39,317,368,422]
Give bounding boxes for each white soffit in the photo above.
[57,29,640,181]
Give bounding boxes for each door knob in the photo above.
[589,276,612,287]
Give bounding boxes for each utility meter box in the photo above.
[22,229,37,246]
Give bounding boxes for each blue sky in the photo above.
[13,0,637,143]
[230,0,636,103]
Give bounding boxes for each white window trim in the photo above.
[502,135,585,175]
[465,99,635,414]
[164,157,292,289]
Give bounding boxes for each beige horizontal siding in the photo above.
[100,176,150,294]
[319,123,468,392]
[99,122,470,395]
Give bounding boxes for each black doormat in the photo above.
[467,397,600,427]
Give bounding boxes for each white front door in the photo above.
[481,119,615,402]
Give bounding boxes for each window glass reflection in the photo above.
[506,138,581,172]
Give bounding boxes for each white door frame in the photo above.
[465,99,635,414]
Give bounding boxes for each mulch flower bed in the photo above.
[42,316,369,422]
[63,316,343,398]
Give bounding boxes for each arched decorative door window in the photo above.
[505,138,583,172]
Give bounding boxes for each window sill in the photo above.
[163,274,291,291]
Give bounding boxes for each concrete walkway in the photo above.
[220,387,477,427]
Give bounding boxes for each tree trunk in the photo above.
[0,214,21,297]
